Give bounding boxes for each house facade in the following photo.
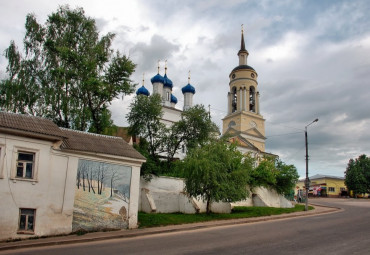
[0,112,145,241]
[295,174,347,198]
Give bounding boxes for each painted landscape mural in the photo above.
[72,159,132,232]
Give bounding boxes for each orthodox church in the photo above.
[222,28,275,159]
[136,62,196,159]
[136,62,196,127]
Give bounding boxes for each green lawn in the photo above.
[138,204,313,228]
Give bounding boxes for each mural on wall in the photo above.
[72,159,132,231]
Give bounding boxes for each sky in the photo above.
[1,0,370,178]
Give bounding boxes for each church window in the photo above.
[166,92,170,101]
[249,86,255,112]
[231,87,237,112]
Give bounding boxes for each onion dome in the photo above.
[136,85,150,96]
[163,74,173,89]
[151,73,164,84]
[182,83,196,94]
[171,94,178,104]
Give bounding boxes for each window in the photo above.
[340,187,346,191]
[0,146,4,178]
[18,209,36,233]
[16,152,35,179]
[328,187,335,192]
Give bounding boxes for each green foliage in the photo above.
[248,157,276,189]
[247,157,299,195]
[275,161,299,195]
[163,105,219,161]
[345,154,370,196]
[127,94,165,158]
[137,204,312,228]
[181,139,251,214]
[0,6,136,134]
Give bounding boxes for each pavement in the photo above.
[0,203,340,252]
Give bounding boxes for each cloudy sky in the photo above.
[1,0,370,178]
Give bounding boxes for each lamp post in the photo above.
[305,118,319,211]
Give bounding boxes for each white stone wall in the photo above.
[0,133,144,240]
[0,134,77,240]
[139,177,293,215]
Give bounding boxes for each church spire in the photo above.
[238,24,249,65]
[240,24,246,52]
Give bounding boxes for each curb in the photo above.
[0,205,341,252]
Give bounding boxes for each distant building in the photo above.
[295,174,347,198]
[222,27,276,160]
[0,111,145,241]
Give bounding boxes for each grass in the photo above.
[138,204,313,228]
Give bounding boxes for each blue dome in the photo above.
[151,73,164,84]
[171,94,178,104]
[163,74,173,89]
[181,83,196,94]
[136,85,150,96]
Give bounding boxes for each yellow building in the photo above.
[295,174,347,198]
[222,27,270,159]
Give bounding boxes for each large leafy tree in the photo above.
[127,94,165,158]
[163,104,219,162]
[182,139,251,214]
[274,160,299,195]
[345,154,370,196]
[0,6,136,133]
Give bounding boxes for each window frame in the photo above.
[18,208,36,234]
[11,147,39,182]
[0,145,4,179]
[328,187,335,192]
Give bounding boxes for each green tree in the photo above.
[345,155,370,197]
[163,105,219,162]
[0,6,136,133]
[126,94,165,158]
[248,157,276,190]
[182,139,251,214]
[274,160,299,195]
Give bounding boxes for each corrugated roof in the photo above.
[60,128,146,160]
[0,111,145,161]
[0,111,65,139]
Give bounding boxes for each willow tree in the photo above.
[182,139,251,214]
[0,6,136,133]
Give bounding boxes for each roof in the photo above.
[170,94,178,104]
[310,174,344,180]
[231,65,255,73]
[136,85,150,96]
[60,128,146,160]
[163,74,173,89]
[182,83,196,94]
[0,111,66,140]
[151,73,164,84]
[0,111,145,161]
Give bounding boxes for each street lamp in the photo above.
[305,118,318,211]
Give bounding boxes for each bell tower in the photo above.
[222,26,266,152]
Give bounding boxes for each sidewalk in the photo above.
[0,204,340,251]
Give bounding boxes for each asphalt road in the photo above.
[2,198,370,255]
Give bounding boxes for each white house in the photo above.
[0,111,145,241]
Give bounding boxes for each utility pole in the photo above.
[305,118,319,211]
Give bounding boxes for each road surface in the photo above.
[1,198,369,255]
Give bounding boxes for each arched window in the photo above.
[249,86,255,112]
[231,87,237,112]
